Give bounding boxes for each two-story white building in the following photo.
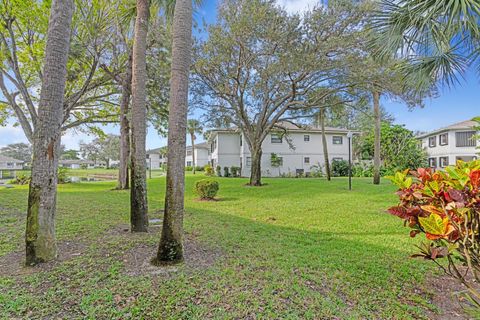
[418,120,478,169]
[147,143,210,169]
[146,147,167,169]
[185,142,209,167]
[207,122,353,177]
[0,155,24,179]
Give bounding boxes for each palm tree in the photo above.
[155,0,193,264]
[26,0,74,265]
[130,0,149,232]
[187,119,203,174]
[317,108,331,181]
[373,0,480,89]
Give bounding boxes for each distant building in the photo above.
[418,120,478,169]
[207,122,354,177]
[185,142,209,167]
[0,154,24,179]
[59,159,106,169]
[146,147,167,169]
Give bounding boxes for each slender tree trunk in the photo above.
[249,146,263,186]
[155,0,193,264]
[373,91,381,185]
[191,133,196,174]
[130,0,149,232]
[320,108,331,181]
[118,53,132,190]
[25,0,74,266]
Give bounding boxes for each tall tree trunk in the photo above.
[117,53,132,190]
[373,91,381,185]
[25,0,74,266]
[130,0,149,232]
[320,108,331,181]
[191,133,196,174]
[249,146,262,186]
[155,0,193,264]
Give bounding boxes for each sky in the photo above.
[0,0,478,150]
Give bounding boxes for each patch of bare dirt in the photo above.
[422,273,479,320]
[0,240,87,277]
[122,238,223,277]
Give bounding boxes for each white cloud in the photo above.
[276,0,321,14]
[0,124,29,148]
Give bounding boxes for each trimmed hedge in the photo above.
[194,179,219,200]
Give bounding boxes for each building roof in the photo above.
[0,154,24,163]
[147,147,166,154]
[417,120,477,139]
[186,142,209,150]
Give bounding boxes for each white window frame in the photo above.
[332,136,343,145]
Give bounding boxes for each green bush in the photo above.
[331,160,349,177]
[194,179,219,200]
[9,174,31,185]
[204,164,214,176]
[223,166,230,177]
[195,166,204,172]
[216,165,222,177]
[230,166,241,177]
[185,166,193,171]
[58,167,69,184]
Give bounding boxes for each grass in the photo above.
[0,176,441,319]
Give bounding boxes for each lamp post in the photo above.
[347,131,353,191]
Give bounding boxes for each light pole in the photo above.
[347,131,353,191]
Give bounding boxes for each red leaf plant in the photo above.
[387,160,480,308]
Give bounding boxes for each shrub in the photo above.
[195,166,204,172]
[185,166,193,171]
[230,166,240,177]
[58,167,69,184]
[195,179,219,200]
[223,166,229,177]
[331,160,349,177]
[216,165,222,177]
[204,164,214,176]
[309,164,324,178]
[388,161,480,309]
[9,174,31,185]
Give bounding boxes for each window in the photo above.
[332,157,343,162]
[240,134,242,146]
[332,136,343,145]
[186,150,193,156]
[6,162,13,168]
[439,157,449,167]
[246,157,252,167]
[304,157,310,164]
[456,131,476,147]
[439,133,448,146]
[186,161,192,167]
[429,136,436,147]
[211,138,217,153]
[428,157,437,168]
[271,133,282,143]
[304,135,310,142]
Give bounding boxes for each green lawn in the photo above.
[0,176,443,319]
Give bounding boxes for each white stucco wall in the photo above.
[210,130,351,177]
[421,129,478,168]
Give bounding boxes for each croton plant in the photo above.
[388,160,480,306]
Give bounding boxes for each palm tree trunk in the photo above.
[156,0,193,264]
[26,0,74,266]
[130,0,149,232]
[118,53,132,190]
[373,90,381,185]
[191,133,196,174]
[320,108,331,181]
